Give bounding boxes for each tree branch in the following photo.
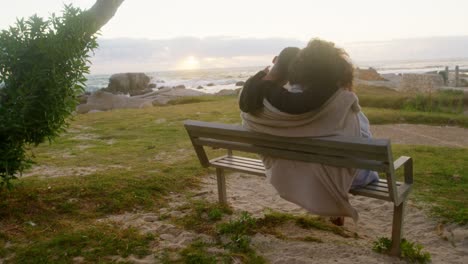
[83,0,125,34]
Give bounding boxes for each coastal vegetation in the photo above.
[0,89,466,262]
[0,0,123,186]
[373,237,431,264]
[357,85,465,114]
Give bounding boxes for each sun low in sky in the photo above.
[178,56,201,70]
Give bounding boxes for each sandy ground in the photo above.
[206,173,467,264]
[102,173,467,263]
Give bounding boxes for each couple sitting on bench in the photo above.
[239,39,379,226]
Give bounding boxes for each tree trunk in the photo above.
[83,0,125,34]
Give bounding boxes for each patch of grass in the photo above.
[175,208,265,263]
[216,212,266,263]
[11,224,154,263]
[175,200,232,234]
[393,145,468,224]
[217,212,257,237]
[301,236,323,243]
[216,211,350,262]
[167,95,234,106]
[295,216,350,238]
[179,241,221,264]
[178,239,264,264]
[0,232,9,258]
[402,91,464,114]
[357,85,465,114]
[373,237,431,264]
[175,203,337,259]
[364,107,468,128]
[256,211,350,238]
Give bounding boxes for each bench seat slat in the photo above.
[227,155,264,163]
[350,188,393,201]
[362,185,391,193]
[209,155,405,201]
[210,155,264,168]
[372,179,401,187]
[223,156,264,166]
[210,161,266,176]
[214,159,266,171]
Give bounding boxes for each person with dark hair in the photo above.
[239,47,310,113]
[239,45,340,114]
[266,47,300,85]
[241,39,378,226]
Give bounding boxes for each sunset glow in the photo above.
[178,56,200,70]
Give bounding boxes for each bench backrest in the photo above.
[184,120,394,173]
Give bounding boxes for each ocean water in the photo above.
[84,66,262,94]
[85,59,468,93]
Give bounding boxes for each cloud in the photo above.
[346,36,468,63]
[89,37,305,74]
[89,36,468,74]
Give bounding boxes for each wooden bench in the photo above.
[184,120,413,256]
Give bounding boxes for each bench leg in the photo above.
[216,168,227,205]
[390,201,406,256]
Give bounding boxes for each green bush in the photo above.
[402,90,464,114]
[0,5,98,186]
[357,85,465,114]
[372,237,431,264]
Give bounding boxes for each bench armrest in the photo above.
[393,156,413,184]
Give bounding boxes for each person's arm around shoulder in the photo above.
[238,68,268,113]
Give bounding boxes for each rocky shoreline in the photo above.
[77,69,467,114]
[77,72,241,114]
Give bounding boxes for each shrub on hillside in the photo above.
[0,6,98,186]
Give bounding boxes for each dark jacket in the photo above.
[239,71,336,114]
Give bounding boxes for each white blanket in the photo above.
[241,89,362,221]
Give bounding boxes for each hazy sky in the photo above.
[2,0,468,42]
[2,0,468,73]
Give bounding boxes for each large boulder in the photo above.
[102,73,151,96]
[77,92,91,104]
[134,87,206,105]
[76,87,208,114]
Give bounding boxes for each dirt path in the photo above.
[371,124,467,148]
[198,174,467,264]
[103,173,467,263]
